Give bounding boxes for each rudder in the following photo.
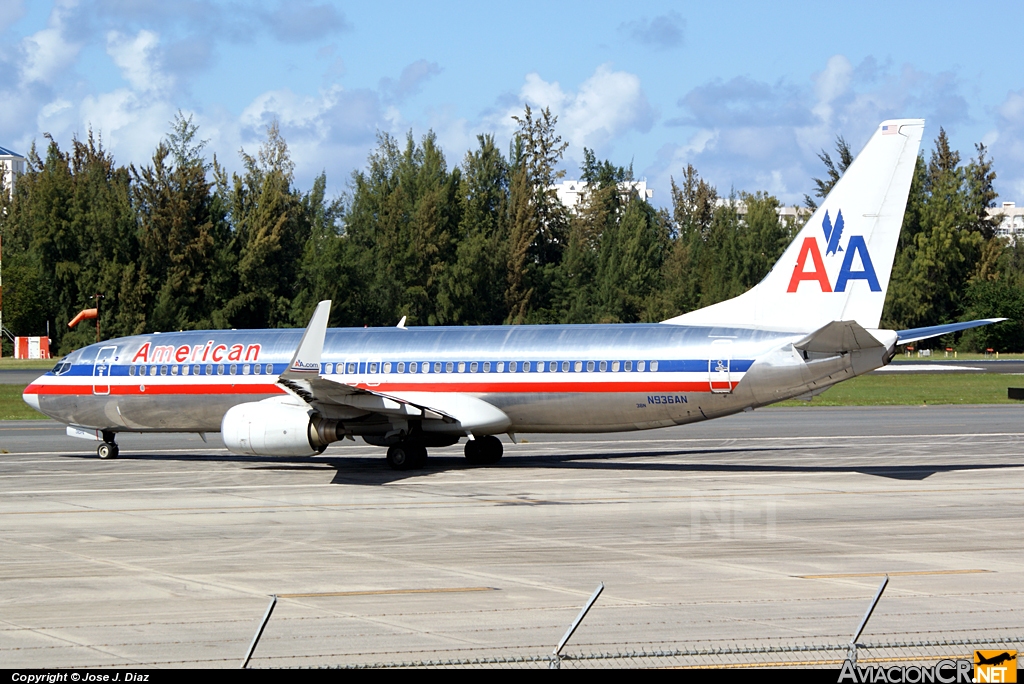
[664,119,924,332]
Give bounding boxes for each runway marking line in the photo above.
[797,569,992,579]
[277,587,498,598]
[4,486,1024,515]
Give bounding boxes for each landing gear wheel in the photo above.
[386,444,417,471]
[97,442,119,459]
[409,444,428,469]
[465,435,502,465]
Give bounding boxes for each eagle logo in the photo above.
[822,209,845,256]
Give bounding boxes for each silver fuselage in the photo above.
[23,323,890,437]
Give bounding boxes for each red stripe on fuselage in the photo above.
[23,382,285,396]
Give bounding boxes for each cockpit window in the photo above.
[51,362,72,375]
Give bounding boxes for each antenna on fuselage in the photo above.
[397,316,407,329]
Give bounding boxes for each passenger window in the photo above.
[600,360,607,372]
[586,361,594,372]
[574,361,582,372]
[471,362,478,373]
[129,366,137,376]
[445,362,452,373]
[521,361,530,372]
[217,364,224,375]
[160,365,168,376]
[368,362,377,373]
[498,362,506,373]
[206,364,212,375]
[397,362,405,373]
[172,365,179,375]
[638,361,646,372]
[434,362,441,373]
[382,362,390,373]
[229,364,236,375]
[651,361,659,372]
[347,362,356,374]
[242,364,249,375]
[559,361,567,372]
[550,361,558,372]
[457,362,465,373]
[625,361,633,372]
[183,365,191,376]
[409,362,417,374]
[612,361,620,372]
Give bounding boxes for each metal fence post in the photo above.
[550,583,604,669]
[849,575,888,665]
[241,594,278,669]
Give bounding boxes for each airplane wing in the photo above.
[276,301,510,435]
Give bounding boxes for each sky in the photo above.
[3,0,1024,209]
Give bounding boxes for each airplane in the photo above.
[22,119,1004,470]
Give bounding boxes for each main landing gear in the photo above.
[386,443,428,471]
[464,435,502,465]
[97,431,119,459]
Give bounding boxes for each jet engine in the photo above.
[221,397,343,456]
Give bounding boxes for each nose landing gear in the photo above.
[97,431,119,459]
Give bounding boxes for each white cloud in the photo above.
[650,54,975,206]
[78,88,174,163]
[20,26,80,85]
[987,89,1024,200]
[0,0,26,33]
[486,64,655,157]
[107,30,172,93]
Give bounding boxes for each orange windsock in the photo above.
[68,308,98,328]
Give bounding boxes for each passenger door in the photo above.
[708,339,732,394]
[92,345,117,395]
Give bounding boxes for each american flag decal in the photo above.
[882,124,898,135]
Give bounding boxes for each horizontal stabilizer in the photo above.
[896,318,1007,346]
[794,320,887,354]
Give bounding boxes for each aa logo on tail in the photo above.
[787,209,881,293]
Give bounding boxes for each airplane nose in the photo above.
[22,389,41,412]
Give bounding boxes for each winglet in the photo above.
[281,300,331,379]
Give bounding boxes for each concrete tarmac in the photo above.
[1,406,1023,668]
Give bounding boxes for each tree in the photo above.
[435,134,510,325]
[132,112,221,332]
[882,129,1000,337]
[805,136,853,210]
[505,105,569,323]
[219,121,308,329]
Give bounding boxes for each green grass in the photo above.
[0,385,48,420]
[892,352,1024,361]
[0,358,60,370]
[778,373,1023,406]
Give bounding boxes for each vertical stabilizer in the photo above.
[663,120,924,332]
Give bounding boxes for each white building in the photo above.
[0,145,26,196]
[989,202,1024,242]
[552,179,653,212]
[714,198,811,225]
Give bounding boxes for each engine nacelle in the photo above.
[222,397,342,456]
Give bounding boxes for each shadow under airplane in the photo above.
[57,446,1024,485]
